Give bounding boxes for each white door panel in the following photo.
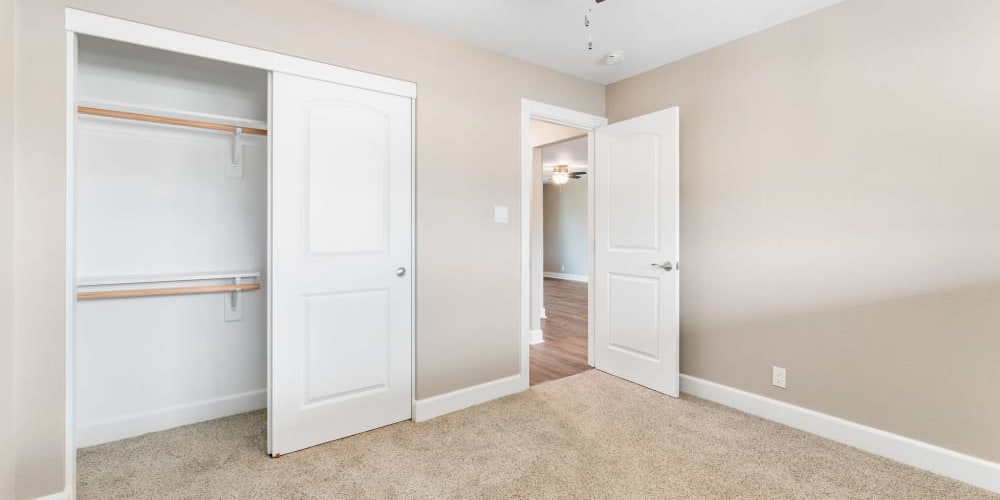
[595,108,679,396]
[271,72,412,455]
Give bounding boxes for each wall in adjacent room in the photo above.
[542,177,588,278]
[541,136,589,278]
[606,0,1000,463]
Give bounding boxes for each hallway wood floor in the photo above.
[530,277,591,386]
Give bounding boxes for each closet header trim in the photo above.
[66,8,417,99]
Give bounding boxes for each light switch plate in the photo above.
[494,206,509,224]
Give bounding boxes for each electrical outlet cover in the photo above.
[772,366,786,389]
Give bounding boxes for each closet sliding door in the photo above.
[270,72,413,456]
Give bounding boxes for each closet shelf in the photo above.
[78,105,268,136]
[78,270,261,287]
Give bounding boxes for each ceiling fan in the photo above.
[551,165,588,185]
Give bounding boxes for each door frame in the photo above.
[64,9,416,498]
[519,100,607,382]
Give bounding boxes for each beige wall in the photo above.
[11,0,604,497]
[607,0,1000,463]
[0,0,14,497]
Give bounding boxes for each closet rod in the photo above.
[77,283,261,301]
[78,106,268,136]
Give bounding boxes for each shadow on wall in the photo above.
[681,278,1000,463]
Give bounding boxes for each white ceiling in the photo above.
[333,0,843,84]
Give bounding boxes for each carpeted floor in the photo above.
[78,371,996,499]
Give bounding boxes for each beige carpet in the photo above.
[78,371,996,499]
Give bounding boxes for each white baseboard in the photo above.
[680,375,1000,494]
[543,272,588,283]
[529,329,545,344]
[34,491,69,500]
[76,389,267,448]
[414,374,525,422]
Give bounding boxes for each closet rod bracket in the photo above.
[228,127,244,179]
[224,276,244,322]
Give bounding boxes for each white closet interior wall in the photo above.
[75,36,269,447]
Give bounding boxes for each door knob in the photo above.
[651,261,673,272]
[396,267,407,277]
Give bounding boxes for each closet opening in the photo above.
[73,34,271,464]
[67,12,417,494]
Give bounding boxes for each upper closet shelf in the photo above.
[77,99,268,135]
[77,270,262,287]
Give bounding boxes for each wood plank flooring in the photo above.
[530,278,591,386]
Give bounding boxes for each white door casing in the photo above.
[271,72,413,455]
[594,108,680,396]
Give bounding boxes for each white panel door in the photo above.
[595,108,679,396]
[271,72,412,456]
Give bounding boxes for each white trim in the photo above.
[265,71,275,457]
[680,375,1000,494]
[409,97,418,426]
[529,329,545,345]
[64,9,416,99]
[64,30,78,500]
[76,390,267,448]
[543,272,588,283]
[34,491,70,500]
[413,374,523,422]
[540,307,547,319]
[521,99,606,386]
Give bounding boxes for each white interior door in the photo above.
[270,72,413,456]
[594,108,679,396]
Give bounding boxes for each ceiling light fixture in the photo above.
[552,165,571,185]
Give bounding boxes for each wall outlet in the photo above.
[561,264,565,271]
[772,366,787,389]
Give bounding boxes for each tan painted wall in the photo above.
[11,0,604,497]
[0,0,14,497]
[606,0,1000,463]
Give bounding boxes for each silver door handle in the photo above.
[396,267,407,277]
[651,261,673,272]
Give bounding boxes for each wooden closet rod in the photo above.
[78,106,268,136]
[77,283,261,301]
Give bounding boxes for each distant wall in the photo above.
[543,177,588,278]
